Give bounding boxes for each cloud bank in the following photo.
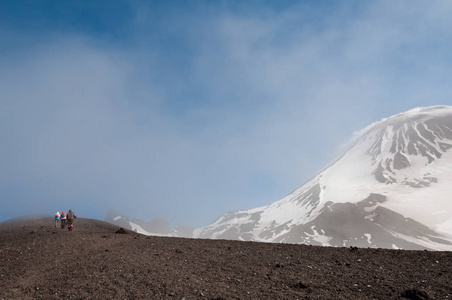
[1,1,452,227]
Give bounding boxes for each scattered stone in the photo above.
[292,281,308,289]
[115,228,128,234]
[400,288,429,300]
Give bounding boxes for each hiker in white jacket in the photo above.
[54,211,60,228]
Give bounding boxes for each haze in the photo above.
[1,1,452,227]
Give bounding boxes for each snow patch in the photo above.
[305,226,332,246]
[129,222,150,235]
[128,222,175,237]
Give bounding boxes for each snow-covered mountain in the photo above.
[105,209,194,238]
[194,106,452,250]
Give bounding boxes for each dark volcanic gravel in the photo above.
[1,217,451,299]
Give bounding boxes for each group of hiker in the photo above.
[54,209,77,231]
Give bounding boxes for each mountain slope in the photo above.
[195,106,452,250]
[2,216,452,299]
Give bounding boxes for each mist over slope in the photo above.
[104,209,194,238]
[195,106,452,250]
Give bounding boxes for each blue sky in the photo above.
[1,0,452,227]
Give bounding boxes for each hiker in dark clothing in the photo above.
[67,209,77,231]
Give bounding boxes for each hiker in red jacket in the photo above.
[60,211,67,229]
[67,209,77,231]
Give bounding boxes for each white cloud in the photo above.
[1,1,452,226]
